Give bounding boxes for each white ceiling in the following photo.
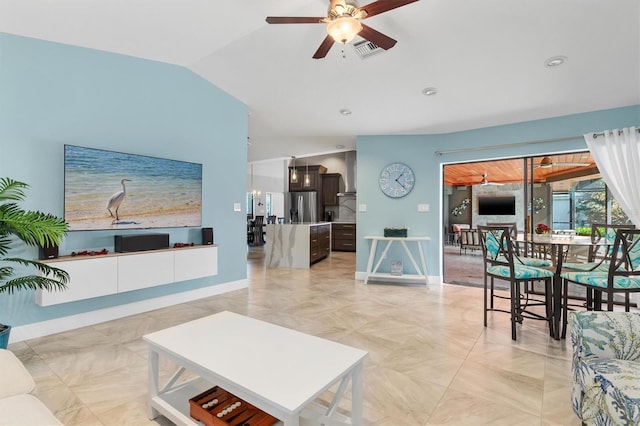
[2,0,639,163]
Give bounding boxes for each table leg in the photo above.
[351,362,364,426]
[400,240,423,279]
[373,241,394,273]
[282,414,300,426]
[552,274,562,340]
[416,241,429,284]
[552,243,565,340]
[365,239,378,284]
[147,348,160,419]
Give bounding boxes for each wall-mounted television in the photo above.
[64,145,202,231]
[478,196,516,215]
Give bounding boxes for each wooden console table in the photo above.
[364,236,430,285]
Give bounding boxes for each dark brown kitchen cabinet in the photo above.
[322,173,341,206]
[310,224,331,264]
[289,165,327,192]
[332,223,356,252]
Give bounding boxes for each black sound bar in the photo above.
[114,233,169,253]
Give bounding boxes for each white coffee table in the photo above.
[143,311,367,426]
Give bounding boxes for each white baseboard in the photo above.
[10,279,248,344]
[354,271,442,285]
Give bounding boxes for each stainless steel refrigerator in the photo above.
[284,192,318,223]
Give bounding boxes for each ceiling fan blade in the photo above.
[553,162,591,167]
[266,17,325,24]
[535,161,591,169]
[359,0,419,18]
[358,24,397,50]
[479,173,504,186]
[313,35,335,59]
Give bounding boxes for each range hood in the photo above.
[337,151,357,196]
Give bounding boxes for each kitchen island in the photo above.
[265,223,331,268]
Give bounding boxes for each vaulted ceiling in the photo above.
[2,0,638,162]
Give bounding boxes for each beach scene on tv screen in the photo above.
[64,145,202,231]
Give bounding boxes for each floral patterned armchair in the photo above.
[569,311,640,425]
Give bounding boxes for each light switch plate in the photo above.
[359,204,367,212]
[418,203,430,212]
[233,203,241,212]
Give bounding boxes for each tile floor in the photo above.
[9,247,590,425]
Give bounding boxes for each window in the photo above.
[266,193,273,216]
[246,192,254,216]
[553,178,630,230]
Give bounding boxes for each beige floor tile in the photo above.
[56,405,104,426]
[466,339,548,380]
[448,359,545,416]
[426,388,540,425]
[11,247,610,425]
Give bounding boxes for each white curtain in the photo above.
[584,127,640,226]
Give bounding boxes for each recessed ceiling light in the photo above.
[422,87,438,96]
[339,109,352,116]
[545,56,567,68]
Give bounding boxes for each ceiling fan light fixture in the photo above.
[545,55,567,68]
[539,156,554,168]
[422,87,438,96]
[327,16,362,44]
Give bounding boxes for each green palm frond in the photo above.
[0,178,28,203]
[0,259,69,295]
[0,266,14,281]
[0,275,68,295]
[0,235,11,256]
[0,205,67,248]
[0,177,69,301]
[1,258,69,283]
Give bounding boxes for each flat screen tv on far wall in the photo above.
[64,145,202,231]
[478,196,516,215]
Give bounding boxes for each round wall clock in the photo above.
[379,162,415,198]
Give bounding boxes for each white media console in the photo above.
[36,245,218,306]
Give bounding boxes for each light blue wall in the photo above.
[0,33,248,326]
[356,106,640,277]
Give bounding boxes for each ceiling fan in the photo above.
[479,173,503,186]
[534,156,591,169]
[265,0,419,59]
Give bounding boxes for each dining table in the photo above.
[516,233,604,339]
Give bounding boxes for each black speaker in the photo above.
[39,244,59,260]
[202,227,214,245]
[114,233,169,253]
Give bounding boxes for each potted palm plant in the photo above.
[0,177,69,349]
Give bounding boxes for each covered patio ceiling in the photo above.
[444,152,600,189]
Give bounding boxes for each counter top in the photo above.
[267,222,330,226]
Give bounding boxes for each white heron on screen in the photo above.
[107,178,131,220]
